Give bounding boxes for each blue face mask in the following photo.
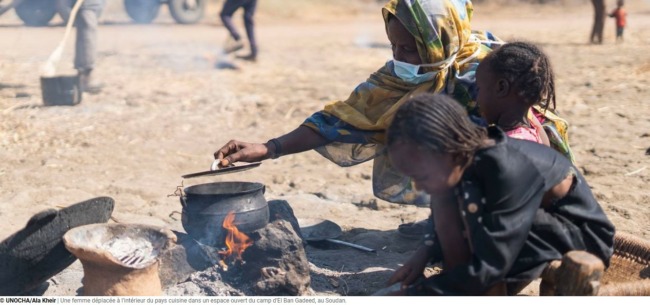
[392,60,437,84]
[391,53,458,85]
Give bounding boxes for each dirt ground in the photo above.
[0,0,649,296]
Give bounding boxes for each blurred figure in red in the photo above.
[609,0,627,43]
[590,0,606,44]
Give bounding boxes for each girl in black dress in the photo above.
[385,93,614,295]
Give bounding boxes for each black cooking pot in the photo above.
[181,181,269,246]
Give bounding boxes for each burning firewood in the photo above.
[218,259,229,272]
[218,212,254,268]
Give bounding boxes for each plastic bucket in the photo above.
[40,75,82,106]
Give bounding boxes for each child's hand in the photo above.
[387,245,430,290]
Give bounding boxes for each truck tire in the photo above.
[168,0,205,25]
[15,0,57,26]
[56,0,72,24]
[124,0,160,24]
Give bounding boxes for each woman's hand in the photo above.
[387,245,430,290]
[214,140,270,167]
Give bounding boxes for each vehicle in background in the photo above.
[0,0,207,26]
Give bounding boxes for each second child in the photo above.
[475,41,555,146]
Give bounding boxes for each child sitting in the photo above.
[475,41,555,146]
[384,93,614,295]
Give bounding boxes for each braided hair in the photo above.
[484,41,556,111]
[387,94,487,163]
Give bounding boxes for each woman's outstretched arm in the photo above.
[214,125,331,166]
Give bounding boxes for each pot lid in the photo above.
[0,197,114,295]
[182,162,261,179]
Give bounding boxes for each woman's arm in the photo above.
[275,125,332,156]
[214,125,331,166]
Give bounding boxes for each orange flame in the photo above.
[218,212,253,265]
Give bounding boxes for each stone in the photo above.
[267,200,304,241]
[224,200,310,295]
[159,232,220,288]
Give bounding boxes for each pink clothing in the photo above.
[506,126,543,144]
[532,108,546,125]
[505,110,544,144]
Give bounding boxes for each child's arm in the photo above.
[386,245,432,294]
[408,193,540,295]
[387,215,443,291]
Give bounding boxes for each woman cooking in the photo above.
[212,0,571,238]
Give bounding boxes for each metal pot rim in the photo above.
[183,181,264,196]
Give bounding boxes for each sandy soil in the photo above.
[0,0,648,296]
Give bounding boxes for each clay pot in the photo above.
[63,223,176,296]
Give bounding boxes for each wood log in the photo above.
[554,251,605,296]
[540,260,562,296]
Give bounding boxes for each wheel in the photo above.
[124,0,160,24]
[56,0,73,24]
[168,0,205,25]
[15,0,57,26]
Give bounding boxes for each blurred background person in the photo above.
[69,0,106,93]
[590,0,605,44]
[220,0,258,62]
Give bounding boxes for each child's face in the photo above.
[475,62,500,124]
[388,141,464,195]
[386,18,422,65]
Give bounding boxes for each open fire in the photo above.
[161,200,311,296]
[218,212,253,270]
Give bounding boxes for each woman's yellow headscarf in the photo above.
[317,0,491,140]
[302,0,501,204]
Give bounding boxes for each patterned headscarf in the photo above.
[382,0,478,68]
[317,0,491,138]
[303,0,499,204]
